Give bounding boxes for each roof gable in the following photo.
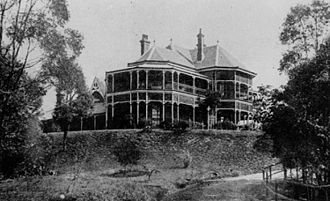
[91,77,105,96]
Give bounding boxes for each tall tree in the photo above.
[283,37,330,127]
[279,0,330,73]
[264,36,330,184]
[51,60,93,150]
[0,0,85,176]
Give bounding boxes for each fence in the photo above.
[263,162,330,201]
[42,114,106,133]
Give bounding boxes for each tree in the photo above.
[0,0,85,176]
[0,54,45,177]
[264,36,330,184]
[198,90,222,128]
[52,67,93,150]
[279,0,330,73]
[252,85,283,124]
[283,37,330,127]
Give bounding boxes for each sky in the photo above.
[41,0,312,118]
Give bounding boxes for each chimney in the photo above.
[140,34,150,55]
[197,28,204,61]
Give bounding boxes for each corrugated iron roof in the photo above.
[134,43,248,71]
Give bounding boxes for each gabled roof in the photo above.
[91,77,106,96]
[135,45,195,68]
[133,42,249,72]
[190,44,246,69]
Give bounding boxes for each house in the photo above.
[104,29,256,128]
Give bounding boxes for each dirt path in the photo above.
[163,173,288,201]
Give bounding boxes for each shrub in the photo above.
[182,150,192,168]
[111,114,134,129]
[159,121,173,130]
[172,121,189,135]
[113,138,141,167]
[253,133,273,153]
[0,117,54,178]
[19,118,55,176]
[216,120,237,130]
[137,118,152,129]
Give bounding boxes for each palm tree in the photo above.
[198,90,222,129]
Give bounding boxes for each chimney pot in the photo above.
[197,29,205,61]
[140,34,151,55]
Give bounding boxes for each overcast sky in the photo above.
[41,0,311,118]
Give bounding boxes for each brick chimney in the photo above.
[140,34,151,55]
[197,28,204,61]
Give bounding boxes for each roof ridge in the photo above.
[147,46,157,60]
[215,43,220,66]
[174,49,193,64]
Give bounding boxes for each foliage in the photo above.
[279,0,330,73]
[198,90,222,128]
[216,120,237,130]
[52,69,93,150]
[113,138,142,167]
[198,90,222,110]
[0,0,85,177]
[269,2,330,183]
[182,149,192,168]
[112,114,135,129]
[253,133,273,153]
[282,38,330,127]
[53,91,93,150]
[263,37,330,183]
[263,104,328,172]
[19,117,54,176]
[159,121,173,130]
[0,55,45,178]
[172,121,189,135]
[252,85,277,124]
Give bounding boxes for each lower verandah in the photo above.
[106,101,250,128]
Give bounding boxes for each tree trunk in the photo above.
[63,129,68,151]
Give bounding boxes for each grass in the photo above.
[0,129,277,201]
